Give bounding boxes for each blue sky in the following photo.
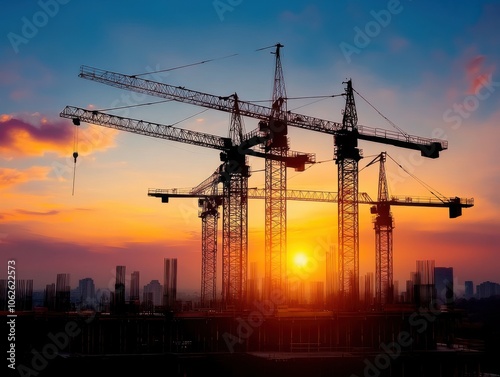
[1,1,499,294]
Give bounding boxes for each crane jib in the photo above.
[60,106,316,169]
[78,65,448,156]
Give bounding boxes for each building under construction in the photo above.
[51,44,486,375]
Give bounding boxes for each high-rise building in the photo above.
[288,279,306,306]
[247,262,259,305]
[55,273,71,312]
[393,280,400,303]
[114,265,126,314]
[414,260,435,308]
[476,281,500,299]
[310,281,325,308]
[163,258,177,310]
[434,267,454,308]
[143,279,163,312]
[363,272,374,307]
[15,279,33,311]
[325,246,337,308]
[405,278,414,304]
[465,280,474,299]
[0,280,31,311]
[130,271,140,303]
[99,290,110,313]
[79,278,96,310]
[44,283,56,310]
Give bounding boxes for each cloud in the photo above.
[0,113,116,158]
[0,166,51,188]
[466,55,495,95]
[16,209,60,216]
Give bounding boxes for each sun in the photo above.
[293,252,308,268]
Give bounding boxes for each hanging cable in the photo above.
[352,88,409,138]
[96,99,173,112]
[170,109,210,126]
[358,153,383,174]
[72,121,79,196]
[386,153,447,202]
[245,93,343,103]
[287,94,344,100]
[289,97,332,112]
[130,53,239,77]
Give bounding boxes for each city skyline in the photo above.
[1,1,499,303]
[5,258,497,302]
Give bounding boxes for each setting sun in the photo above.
[293,252,308,268]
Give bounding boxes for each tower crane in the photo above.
[69,44,449,309]
[190,167,223,308]
[149,180,472,309]
[59,106,315,307]
[149,174,360,307]
[364,151,474,308]
[262,43,288,301]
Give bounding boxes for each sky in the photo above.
[1,0,499,298]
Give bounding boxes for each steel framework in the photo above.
[68,49,452,309]
[61,106,314,307]
[150,182,473,309]
[335,79,362,309]
[373,152,394,306]
[263,43,288,301]
[221,98,249,307]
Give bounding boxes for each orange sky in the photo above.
[1,5,500,296]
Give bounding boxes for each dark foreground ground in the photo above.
[8,350,492,377]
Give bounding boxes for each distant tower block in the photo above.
[114,266,126,314]
[414,260,435,309]
[130,271,140,303]
[79,277,96,310]
[434,267,454,309]
[464,280,474,299]
[163,258,178,311]
[326,246,338,308]
[56,273,71,312]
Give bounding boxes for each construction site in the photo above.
[45,43,488,376]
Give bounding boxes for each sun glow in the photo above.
[293,252,308,268]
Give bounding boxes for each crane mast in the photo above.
[336,79,362,309]
[151,183,472,309]
[221,97,249,307]
[371,152,394,307]
[69,47,456,310]
[198,183,221,308]
[61,104,315,308]
[262,43,288,302]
